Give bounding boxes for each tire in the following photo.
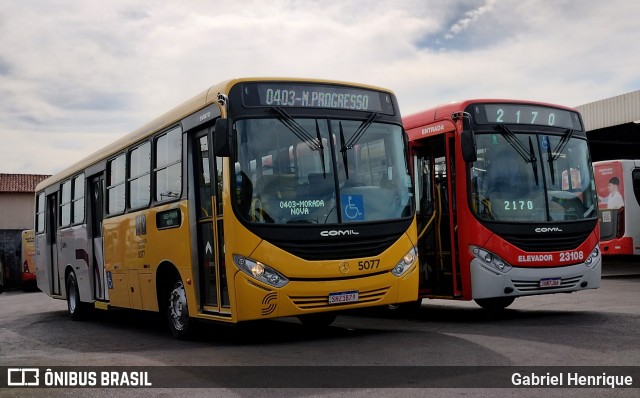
[66,272,88,320]
[22,280,38,292]
[298,312,337,328]
[387,298,423,315]
[474,296,516,311]
[167,279,195,339]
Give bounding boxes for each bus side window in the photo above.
[107,154,126,214]
[155,127,182,202]
[632,169,640,207]
[196,135,212,218]
[215,156,223,215]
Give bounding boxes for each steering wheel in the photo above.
[251,198,265,223]
[250,198,274,223]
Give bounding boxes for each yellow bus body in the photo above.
[103,189,418,323]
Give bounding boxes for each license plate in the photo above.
[328,290,359,304]
[539,278,561,288]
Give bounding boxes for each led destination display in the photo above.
[242,83,395,114]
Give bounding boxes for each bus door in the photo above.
[413,134,462,298]
[193,129,230,314]
[89,174,108,301]
[45,193,61,296]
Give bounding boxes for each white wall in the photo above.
[0,192,35,229]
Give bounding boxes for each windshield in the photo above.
[471,131,597,222]
[232,116,413,224]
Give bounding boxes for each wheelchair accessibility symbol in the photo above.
[342,195,365,221]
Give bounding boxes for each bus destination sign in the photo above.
[156,208,181,229]
[474,104,583,130]
[242,83,395,114]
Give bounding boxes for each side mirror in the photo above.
[213,118,230,157]
[461,129,477,163]
[454,112,477,163]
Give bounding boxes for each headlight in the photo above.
[584,246,600,267]
[470,245,512,273]
[392,247,418,277]
[233,255,289,288]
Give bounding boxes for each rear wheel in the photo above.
[475,296,516,311]
[167,279,195,339]
[298,312,337,328]
[66,272,88,320]
[22,279,38,292]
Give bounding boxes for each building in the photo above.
[576,90,640,161]
[0,173,50,289]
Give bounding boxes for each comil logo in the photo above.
[535,227,563,233]
[7,368,40,386]
[320,229,360,237]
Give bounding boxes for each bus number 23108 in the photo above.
[559,251,584,262]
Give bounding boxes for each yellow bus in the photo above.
[35,78,418,338]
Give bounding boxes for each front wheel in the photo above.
[387,298,423,315]
[475,296,516,311]
[167,280,195,339]
[298,312,337,328]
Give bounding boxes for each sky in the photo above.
[1,0,638,175]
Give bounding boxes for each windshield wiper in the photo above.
[339,112,380,180]
[546,136,556,185]
[315,119,326,178]
[342,112,379,150]
[551,128,575,161]
[271,107,322,152]
[496,124,533,162]
[496,124,539,186]
[271,107,326,175]
[339,122,349,179]
[528,136,539,186]
[546,129,575,186]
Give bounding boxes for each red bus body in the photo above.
[20,229,37,287]
[594,160,640,256]
[405,99,601,308]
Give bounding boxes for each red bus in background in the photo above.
[594,159,640,255]
[404,99,601,310]
[19,229,38,291]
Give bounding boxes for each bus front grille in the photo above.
[289,287,390,310]
[512,275,583,292]
[501,231,591,252]
[272,234,399,261]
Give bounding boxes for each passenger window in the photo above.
[72,174,85,223]
[60,180,71,227]
[155,127,182,202]
[129,142,151,208]
[107,154,126,214]
[36,193,45,233]
[632,169,640,207]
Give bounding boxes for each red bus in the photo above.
[404,99,601,309]
[19,229,37,290]
[594,159,640,256]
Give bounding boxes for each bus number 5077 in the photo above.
[358,259,380,270]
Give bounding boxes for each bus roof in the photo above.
[403,98,579,131]
[36,77,393,191]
